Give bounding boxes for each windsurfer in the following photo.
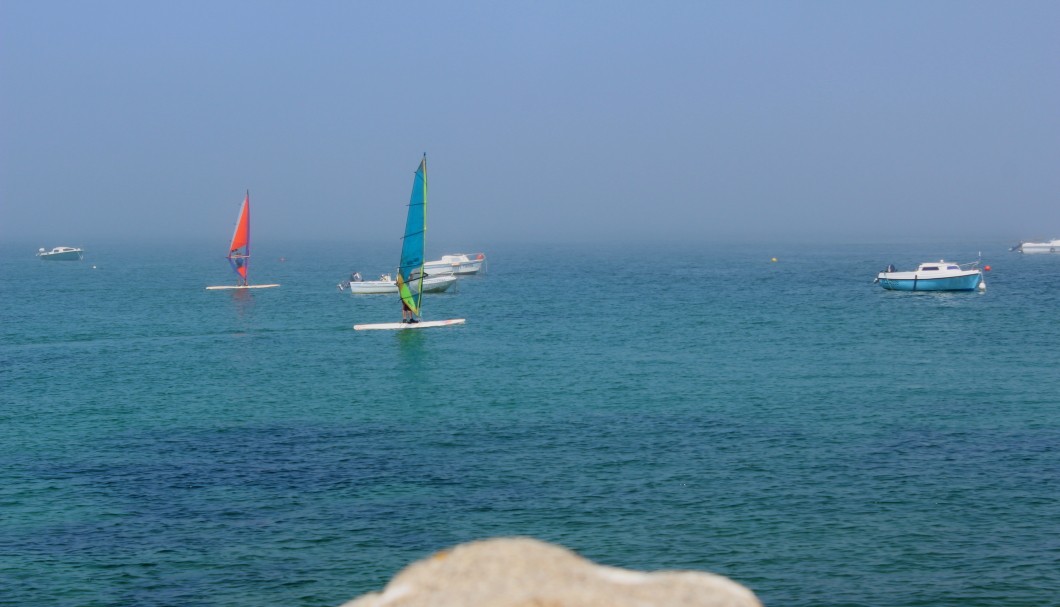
[401,301,418,323]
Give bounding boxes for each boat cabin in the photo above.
[917,261,960,272]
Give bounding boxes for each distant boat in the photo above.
[205,191,280,290]
[1011,239,1060,254]
[354,155,466,330]
[874,260,984,291]
[37,246,84,261]
[340,272,458,294]
[423,253,486,275]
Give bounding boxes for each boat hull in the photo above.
[346,274,457,294]
[1016,240,1060,254]
[876,271,982,291]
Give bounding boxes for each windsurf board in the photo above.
[354,318,465,331]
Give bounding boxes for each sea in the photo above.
[2,240,1058,607]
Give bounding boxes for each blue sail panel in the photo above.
[398,156,427,315]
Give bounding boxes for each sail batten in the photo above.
[397,156,428,316]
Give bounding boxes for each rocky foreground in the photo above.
[341,537,761,607]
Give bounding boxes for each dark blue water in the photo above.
[2,241,1058,606]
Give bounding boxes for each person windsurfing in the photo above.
[401,300,418,323]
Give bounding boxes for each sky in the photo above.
[2,0,1058,246]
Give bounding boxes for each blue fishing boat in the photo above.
[875,260,984,291]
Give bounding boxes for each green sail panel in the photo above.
[397,155,427,316]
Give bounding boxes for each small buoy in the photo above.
[92,265,97,269]
[984,265,991,271]
[771,257,778,262]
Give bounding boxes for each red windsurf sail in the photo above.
[227,192,251,285]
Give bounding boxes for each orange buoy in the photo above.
[984,265,991,271]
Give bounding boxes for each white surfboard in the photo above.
[354,318,466,331]
[206,284,281,290]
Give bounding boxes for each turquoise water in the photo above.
[2,241,1058,606]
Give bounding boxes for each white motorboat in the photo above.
[423,252,486,275]
[1012,239,1060,254]
[37,246,84,261]
[340,272,458,294]
[874,260,985,291]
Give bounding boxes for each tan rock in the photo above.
[340,537,761,607]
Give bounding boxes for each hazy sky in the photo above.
[2,1,1058,245]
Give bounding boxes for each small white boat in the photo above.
[341,272,458,294]
[423,252,486,275]
[875,260,984,292]
[37,246,84,261]
[1012,239,1060,254]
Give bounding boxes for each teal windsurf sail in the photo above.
[396,155,427,317]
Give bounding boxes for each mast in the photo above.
[244,189,251,286]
